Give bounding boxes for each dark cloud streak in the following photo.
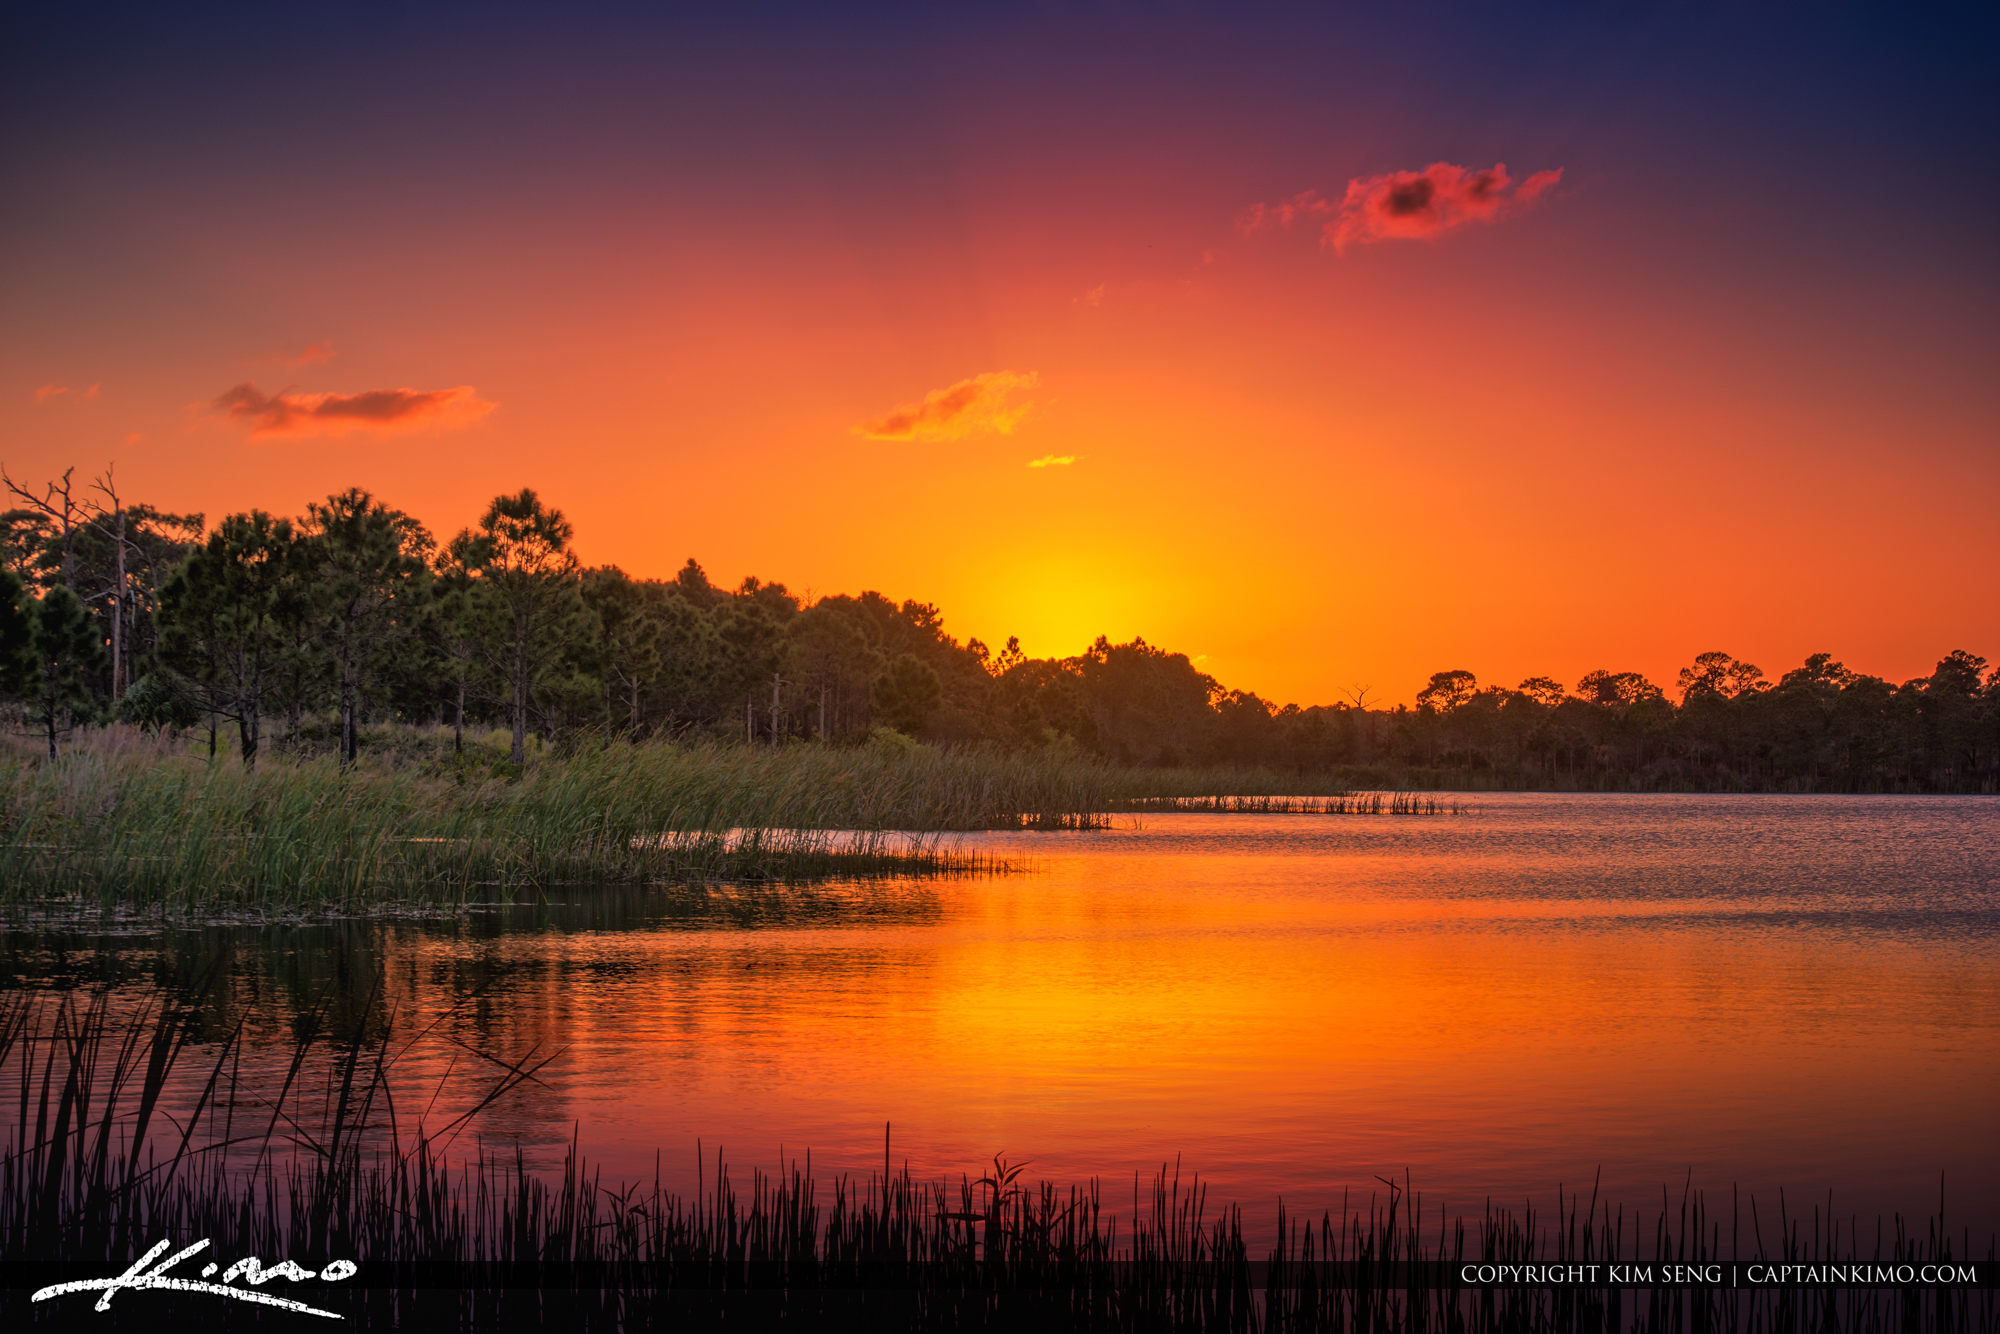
[210,382,494,438]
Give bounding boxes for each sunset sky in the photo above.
[4,3,1995,706]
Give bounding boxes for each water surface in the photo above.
[7,794,1996,1240]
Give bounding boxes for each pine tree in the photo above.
[27,584,107,758]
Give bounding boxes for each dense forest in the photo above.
[2,467,1995,792]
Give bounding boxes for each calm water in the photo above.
[7,794,1998,1240]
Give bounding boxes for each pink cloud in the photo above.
[1245,162,1562,254]
[210,382,495,439]
[286,341,336,367]
[1237,190,1334,235]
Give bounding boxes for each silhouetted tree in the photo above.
[457,490,581,766]
[672,557,721,609]
[8,461,1994,792]
[873,654,943,736]
[650,592,723,733]
[789,600,882,740]
[1416,670,1479,713]
[24,585,107,758]
[157,511,300,765]
[428,532,497,756]
[0,568,34,699]
[302,489,435,764]
[1676,651,1766,703]
[581,566,664,738]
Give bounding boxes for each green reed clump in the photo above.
[0,730,1468,914]
[0,737,1044,914]
[1094,764,1362,800]
[1112,793,1465,815]
[4,993,1991,1332]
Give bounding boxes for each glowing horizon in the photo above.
[4,5,1994,706]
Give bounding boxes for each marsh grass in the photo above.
[0,733,1063,914]
[2,993,1991,1332]
[0,729,1458,915]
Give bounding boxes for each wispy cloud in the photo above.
[1078,284,1105,307]
[1026,454,1076,469]
[209,382,495,439]
[1237,190,1334,236]
[1244,162,1561,254]
[34,383,97,403]
[856,370,1038,442]
[285,341,336,367]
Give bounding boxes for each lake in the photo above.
[6,793,1996,1244]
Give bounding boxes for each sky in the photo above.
[4,2,1996,706]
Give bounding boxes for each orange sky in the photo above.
[5,6,1995,705]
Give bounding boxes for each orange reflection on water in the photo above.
[38,795,1990,1245]
[338,796,2000,1241]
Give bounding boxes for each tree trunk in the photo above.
[511,617,528,766]
[110,505,126,700]
[239,698,260,767]
[453,677,465,756]
[602,670,614,749]
[341,654,359,766]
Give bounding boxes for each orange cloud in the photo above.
[286,341,336,367]
[210,382,495,439]
[1246,162,1561,254]
[1026,454,1076,468]
[856,370,1038,442]
[31,383,99,402]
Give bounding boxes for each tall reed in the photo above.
[0,739,1055,914]
[3,994,1991,1331]
[0,731,1457,915]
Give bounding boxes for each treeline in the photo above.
[1,466,1995,791]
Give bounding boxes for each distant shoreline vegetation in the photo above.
[0,470,1994,793]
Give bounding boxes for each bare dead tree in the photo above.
[1,464,82,590]
[4,463,203,704]
[87,467,130,699]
